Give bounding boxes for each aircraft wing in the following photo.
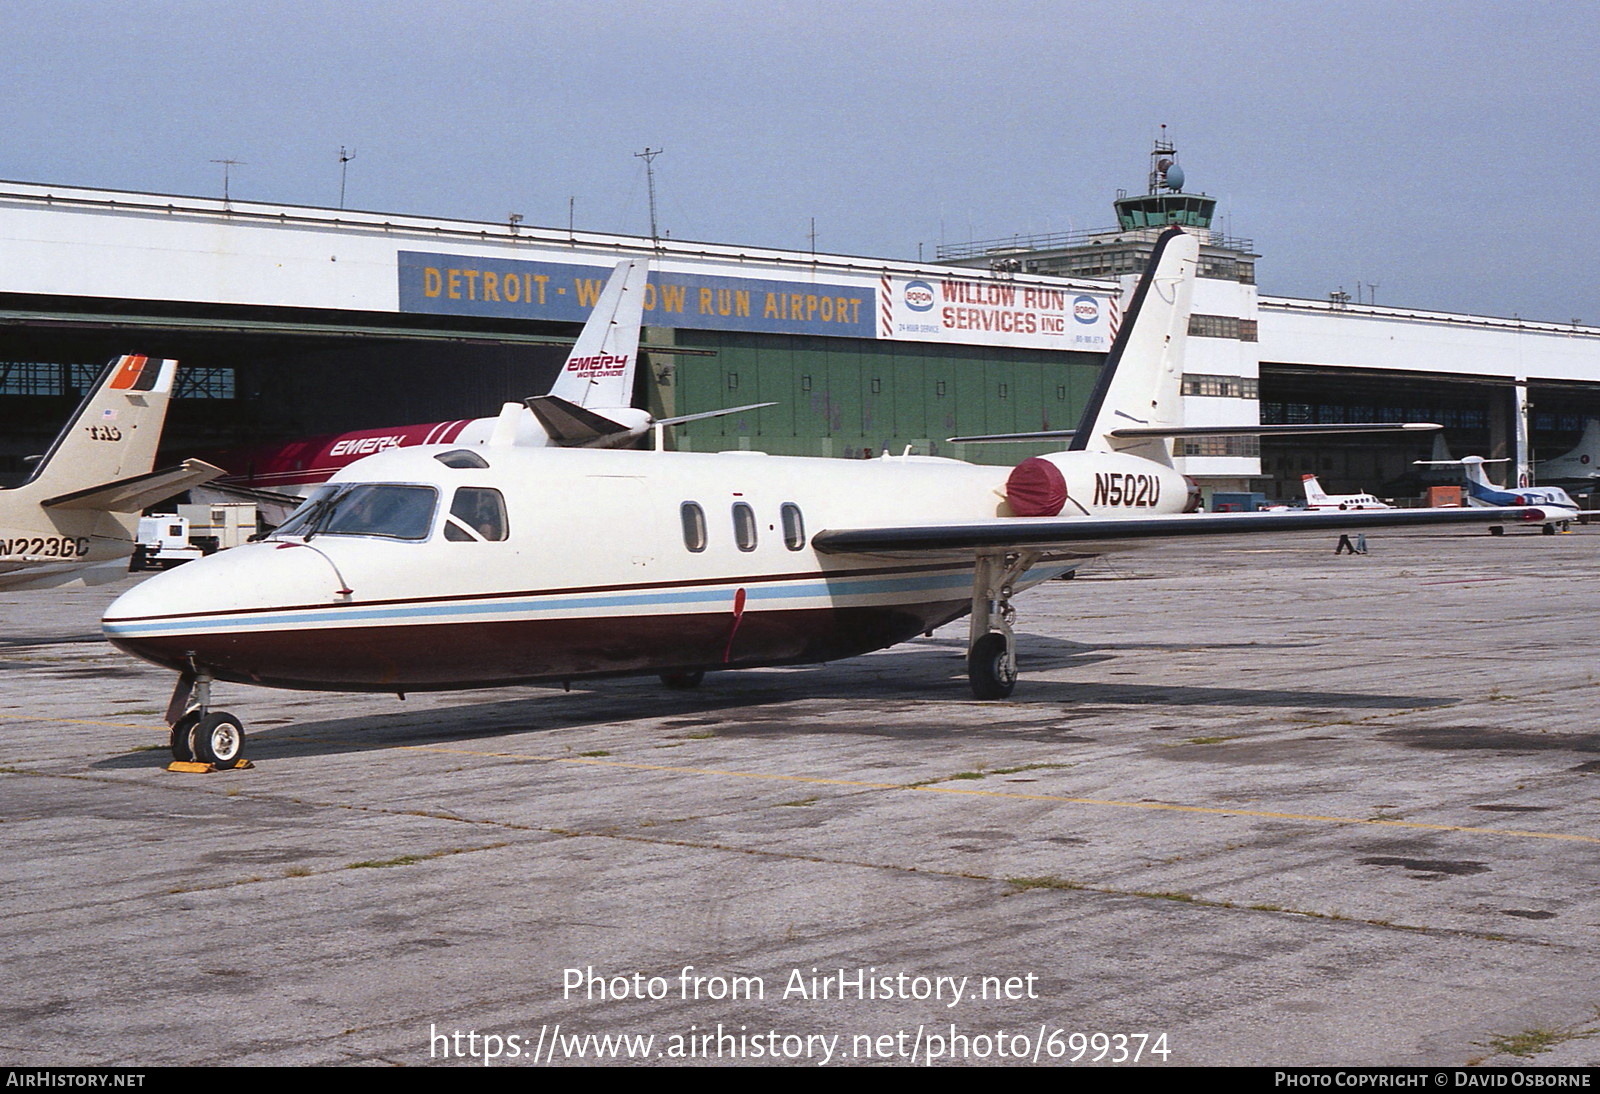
[811,505,1553,557]
[949,423,1440,444]
[42,459,225,512]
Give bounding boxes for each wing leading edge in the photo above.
[811,506,1554,557]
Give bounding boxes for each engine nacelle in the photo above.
[1005,452,1191,518]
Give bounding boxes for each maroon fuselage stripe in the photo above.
[108,600,971,692]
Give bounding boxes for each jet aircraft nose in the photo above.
[103,540,356,681]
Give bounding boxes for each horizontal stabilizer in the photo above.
[654,402,776,428]
[525,395,632,446]
[949,429,1077,444]
[42,459,224,512]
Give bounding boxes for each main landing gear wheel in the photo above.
[968,551,1031,700]
[191,712,246,770]
[968,632,1016,700]
[170,711,201,762]
[660,670,705,689]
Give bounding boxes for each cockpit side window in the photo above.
[445,487,509,542]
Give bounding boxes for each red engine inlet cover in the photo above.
[1006,457,1067,517]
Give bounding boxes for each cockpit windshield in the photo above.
[271,484,438,541]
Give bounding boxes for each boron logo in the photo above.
[1072,295,1099,324]
[904,280,935,312]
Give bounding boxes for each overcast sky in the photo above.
[3,0,1595,322]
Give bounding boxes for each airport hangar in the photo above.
[0,176,1597,504]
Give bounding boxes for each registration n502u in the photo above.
[1093,472,1162,507]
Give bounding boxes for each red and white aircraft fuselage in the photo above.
[207,259,656,497]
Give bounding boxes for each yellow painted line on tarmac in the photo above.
[0,713,163,730]
[400,744,1600,846]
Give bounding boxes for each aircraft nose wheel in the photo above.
[192,712,246,769]
[169,711,201,762]
[164,671,249,770]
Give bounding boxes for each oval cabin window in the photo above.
[732,502,757,552]
[781,503,806,550]
[680,502,707,552]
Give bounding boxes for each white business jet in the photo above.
[102,229,1548,767]
[208,259,769,496]
[0,356,220,590]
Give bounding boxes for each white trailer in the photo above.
[132,503,258,570]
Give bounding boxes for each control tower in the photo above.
[938,134,1265,495]
[937,134,1256,285]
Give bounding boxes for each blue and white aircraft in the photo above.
[1416,455,1581,534]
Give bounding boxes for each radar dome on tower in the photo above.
[1115,132,1215,230]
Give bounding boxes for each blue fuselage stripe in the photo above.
[103,568,1051,638]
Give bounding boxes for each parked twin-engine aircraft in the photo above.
[0,356,220,591]
[209,259,769,498]
[102,229,1551,768]
[1416,455,1581,534]
[1301,474,1391,511]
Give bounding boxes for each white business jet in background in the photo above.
[103,229,1548,768]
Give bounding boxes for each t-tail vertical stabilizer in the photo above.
[1068,226,1199,464]
[529,259,653,444]
[547,258,648,409]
